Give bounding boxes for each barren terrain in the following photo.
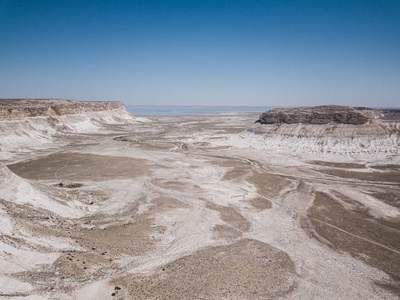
[0,107,399,299]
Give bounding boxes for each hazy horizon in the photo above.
[1,0,399,107]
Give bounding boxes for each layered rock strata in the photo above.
[0,99,135,160]
[248,105,400,154]
[257,105,370,124]
[0,99,125,121]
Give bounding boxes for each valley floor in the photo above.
[1,113,399,299]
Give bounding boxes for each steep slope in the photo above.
[0,99,124,121]
[0,162,88,296]
[0,99,137,160]
[247,105,400,154]
[0,163,83,218]
[257,105,370,124]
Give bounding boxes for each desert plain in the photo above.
[0,102,399,299]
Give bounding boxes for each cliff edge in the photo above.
[247,105,400,154]
[0,99,138,160]
[0,99,125,121]
[257,105,370,125]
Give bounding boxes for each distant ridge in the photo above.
[0,99,125,121]
[256,105,370,125]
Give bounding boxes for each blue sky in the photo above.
[1,0,399,107]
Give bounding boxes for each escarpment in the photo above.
[0,99,135,160]
[0,99,125,121]
[248,105,400,154]
[257,105,370,125]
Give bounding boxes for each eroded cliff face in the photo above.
[0,99,136,160]
[257,105,370,125]
[0,99,125,121]
[248,105,400,154]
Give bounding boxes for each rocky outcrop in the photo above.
[381,109,400,121]
[0,99,125,121]
[0,99,138,160]
[355,107,400,121]
[247,105,400,154]
[257,105,370,125]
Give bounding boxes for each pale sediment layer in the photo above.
[0,100,139,161]
[0,106,399,299]
[248,105,400,154]
[245,122,400,154]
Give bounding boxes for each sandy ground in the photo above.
[0,113,399,299]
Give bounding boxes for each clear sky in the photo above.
[1,0,399,107]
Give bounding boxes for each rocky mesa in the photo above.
[256,105,370,125]
[247,105,400,154]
